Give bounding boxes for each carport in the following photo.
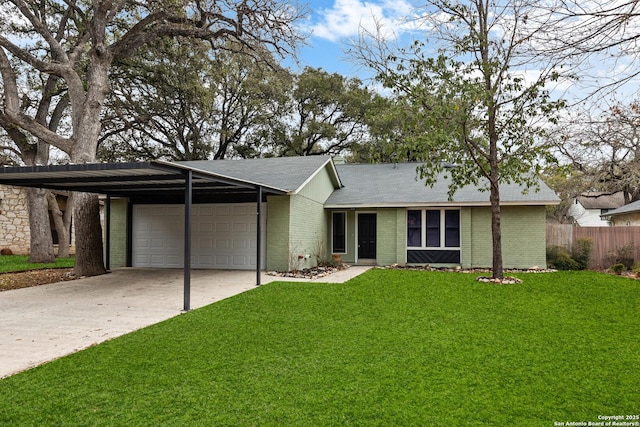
[0,160,288,311]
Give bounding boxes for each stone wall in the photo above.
[0,185,30,254]
[0,184,77,256]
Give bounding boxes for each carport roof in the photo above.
[0,156,341,197]
[0,160,296,197]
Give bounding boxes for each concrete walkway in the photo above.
[0,266,371,378]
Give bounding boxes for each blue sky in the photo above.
[290,0,414,83]
[290,0,640,104]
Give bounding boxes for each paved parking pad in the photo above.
[0,266,370,378]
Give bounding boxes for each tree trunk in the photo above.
[24,187,55,263]
[47,191,71,258]
[489,182,503,280]
[72,192,106,277]
[487,95,503,280]
[62,194,73,257]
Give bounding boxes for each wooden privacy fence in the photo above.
[546,224,640,269]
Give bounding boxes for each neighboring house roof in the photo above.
[575,191,625,210]
[175,155,341,194]
[325,162,559,208]
[601,199,640,218]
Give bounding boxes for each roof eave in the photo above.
[324,200,560,209]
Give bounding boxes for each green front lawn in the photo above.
[0,269,637,426]
[0,254,74,273]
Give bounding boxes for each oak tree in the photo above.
[0,0,304,276]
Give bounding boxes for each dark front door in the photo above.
[358,213,377,259]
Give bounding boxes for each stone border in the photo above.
[266,264,350,280]
[380,264,557,285]
[267,263,556,282]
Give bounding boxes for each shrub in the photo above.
[572,238,592,270]
[546,246,579,270]
[604,242,636,270]
[609,263,626,275]
[318,258,340,268]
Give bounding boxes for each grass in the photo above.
[0,269,638,426]
[0,254,74,273]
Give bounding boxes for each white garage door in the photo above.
[132,203,267,270]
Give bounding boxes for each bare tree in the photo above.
[0,0,305,276]
[553,100,640,203]
[536,1,640,98]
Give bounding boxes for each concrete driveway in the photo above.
[0,266,371,378]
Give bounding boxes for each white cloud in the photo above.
[310,0,413,42]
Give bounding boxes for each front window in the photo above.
[407,209,460,249]
[407,210,422,247]
[332,211,346,253]
[444,210,460,247]
[426,210,440,247]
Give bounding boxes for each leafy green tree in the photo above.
[542,165,590,223]
[269,67,377,157]
[350,96,427,163]
[100,40,290,161]
[356,0,567,279]
[100,38,216,161]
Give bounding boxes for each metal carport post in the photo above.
[183,170,193,312]
[256,185,262,287]
[182,175,265,311]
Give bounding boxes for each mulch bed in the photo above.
[0,268,76,291]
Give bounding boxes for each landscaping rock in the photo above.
[267,264,349,280]
[475,276,523,285]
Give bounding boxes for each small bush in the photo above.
[318,258,340,268]
[604,242,636,270]
[547,246,579,270]
[547,238,593,271]
[609,263,626,275]
[572,238,592,270]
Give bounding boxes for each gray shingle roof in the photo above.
[325,162,559,207]
[601,199,640,217]
[175,156,337,193]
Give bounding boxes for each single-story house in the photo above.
[107,156,558,271]
[567,191,625,226]
[600,199,640,226]
[0,156,559,272]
